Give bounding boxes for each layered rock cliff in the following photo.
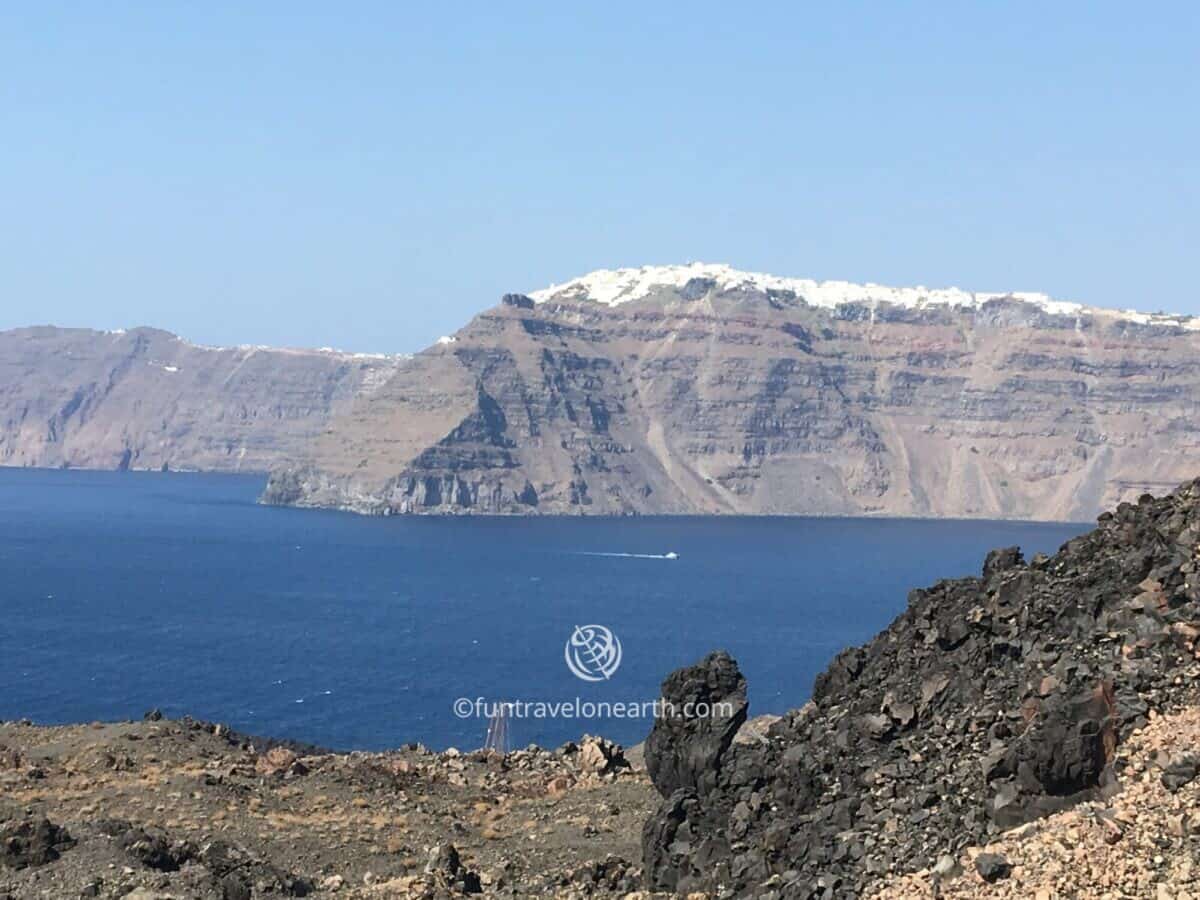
[0,326,400,473]
[262,264,1200,521]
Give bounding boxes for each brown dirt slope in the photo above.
[0,717,656,899]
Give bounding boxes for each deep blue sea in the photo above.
[0,469,1089,751]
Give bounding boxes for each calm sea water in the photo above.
[0,469,1088,751]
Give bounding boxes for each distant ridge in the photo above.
[0,325,400,473]
[531,262,1198,329]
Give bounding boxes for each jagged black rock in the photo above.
[643,478,1200,898]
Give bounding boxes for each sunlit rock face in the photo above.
[261,264,1200,521]
[0,325,401,473]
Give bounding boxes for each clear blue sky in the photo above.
[2,3,1196,353]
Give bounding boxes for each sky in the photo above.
[1,3,1196,354]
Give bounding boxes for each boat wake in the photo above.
[574,551,679,560]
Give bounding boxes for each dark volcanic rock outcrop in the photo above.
[0,818,74,870]
[644,650,748,800]
[642,478,1200,897]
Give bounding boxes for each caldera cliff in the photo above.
[261,264,1200,522]
[0,326,400,473]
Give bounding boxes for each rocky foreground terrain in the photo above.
[638,477,1200,897]
[8,478,1200,898]
[0,326,400,473]
[0,717,656,900]
[264,264,1200,521]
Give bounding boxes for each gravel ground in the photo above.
[874,705,1200,900]
[6,706,1200,899]
[0,716,659,899]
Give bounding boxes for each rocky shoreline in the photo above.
[7,479,1200,898]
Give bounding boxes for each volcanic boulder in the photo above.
[641,651,748,893]
[0,818,74,870]
[644,650,748,798]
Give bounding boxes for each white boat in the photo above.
[664,551,679,560]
